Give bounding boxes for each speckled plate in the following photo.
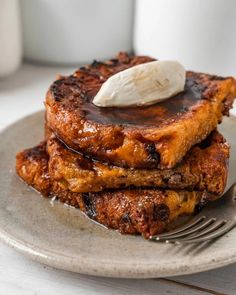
[0,111,236,278]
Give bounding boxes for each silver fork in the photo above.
[150,184,236,244]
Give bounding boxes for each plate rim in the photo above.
[1,223,236,278]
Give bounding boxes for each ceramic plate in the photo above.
[0,111,236,278]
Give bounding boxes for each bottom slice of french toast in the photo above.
[16,142,217,238]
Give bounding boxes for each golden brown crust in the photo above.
[15,143,208,238]
[16,142,50,196]
[45,52,236,169]
[46,130,229,195]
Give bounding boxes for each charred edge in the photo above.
[153,204,170,222]
[194,192,210,213]
[50,78,66,101]
[186,78,207,99]
[23,143,48,161]
[78,67,102,79]
[108,58,119,66]
[91,60,104,68]
[208,75,227,81]
[121,213,132,225]
[145,143,160,162]
[198,133,213,149]
[82,193,97,219]
[50,76,83,102]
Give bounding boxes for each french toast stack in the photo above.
[16,53,236,238]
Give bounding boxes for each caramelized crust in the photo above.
[46,130,229,195]
[16,143,50,196]
[16,143,209,238]
[45,52,236,169]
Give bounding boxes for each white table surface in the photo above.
[0,63,236,295]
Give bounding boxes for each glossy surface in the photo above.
[82,77,202,126]
[0,111,236,278]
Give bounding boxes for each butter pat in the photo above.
[93,60,186,107]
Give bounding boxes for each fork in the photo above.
[150,184,236,244]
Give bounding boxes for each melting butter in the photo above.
[93,60,186,107]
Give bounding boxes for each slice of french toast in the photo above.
[16,143,211,238]
[45,52,236,169]
[44,129,229,196]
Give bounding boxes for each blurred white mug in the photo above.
[134,0,236,76]
[0,0,22,77]
[21,0,134,65]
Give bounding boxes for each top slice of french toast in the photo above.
[45,52,236,169]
